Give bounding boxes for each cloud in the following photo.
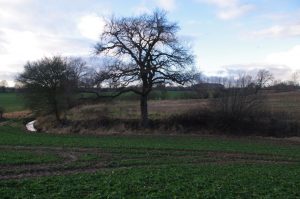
[133,5,152,15]
[250,24,300,38]
[202,0,238,8]
[133,0,176,14]
[217,4,253,20]
[156,0,176,11]
[222,64,292,79]
[265,45,300,69]
[0,28,90,74]
[77,14,105,40]
[218,45,300,80]
[0,71,17,86]
[199,0,254,20]
[0,0,110,82]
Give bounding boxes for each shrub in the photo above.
[212,87,264,123]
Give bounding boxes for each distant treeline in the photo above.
[1,81,300,95]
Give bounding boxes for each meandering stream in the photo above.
[26,120,37,132]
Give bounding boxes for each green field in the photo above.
[0,124,300,198]
[0,93,25,112]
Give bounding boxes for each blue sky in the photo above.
[1,0,300,85]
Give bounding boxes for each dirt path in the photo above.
[1,145,299,180]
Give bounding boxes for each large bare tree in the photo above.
[95,10,195,127]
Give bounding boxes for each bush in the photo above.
[166,108,300,137]
[212,86,264,123]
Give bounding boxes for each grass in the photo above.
[1,164,300,198]
[69,90,300,123]
[0,151,59,165]
[267,91,300,119]
[0,124,300,198]
[1,90,300,198]
[0,93,25,112]
[1,125,300,157]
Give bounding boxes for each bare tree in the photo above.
[291,71,300,86]
[0,80,8,92]
[214,74,264,123]
[94,10,195,127]
[14,81,24,89]
[68,57,94,88]
[255,69,274,92]
[0,80,8,87]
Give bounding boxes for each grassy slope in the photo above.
[0,93,25,112]
[0,125,300,198]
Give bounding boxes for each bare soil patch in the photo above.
[3,111,31,119]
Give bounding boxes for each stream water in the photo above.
[26,120,37,132]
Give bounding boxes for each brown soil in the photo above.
[3,111,31,119]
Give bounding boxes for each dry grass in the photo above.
[68,91,300,120]
[67,99,209,121]
[3,90,299,121]
[31,90,300,135]
[266,91,300,119]
[3,111,31,119]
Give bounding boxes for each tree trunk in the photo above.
[140,94,149,128]
[54,108,61,123]
[53,98,61,123]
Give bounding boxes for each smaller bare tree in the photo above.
[255,69,274,92]
[214,73,265,123]
[0,80,8,92]
[17,56,82,122]
[291,71,300,86]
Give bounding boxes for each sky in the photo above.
[1,0,300,86]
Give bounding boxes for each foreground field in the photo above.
[0,124,300,198]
